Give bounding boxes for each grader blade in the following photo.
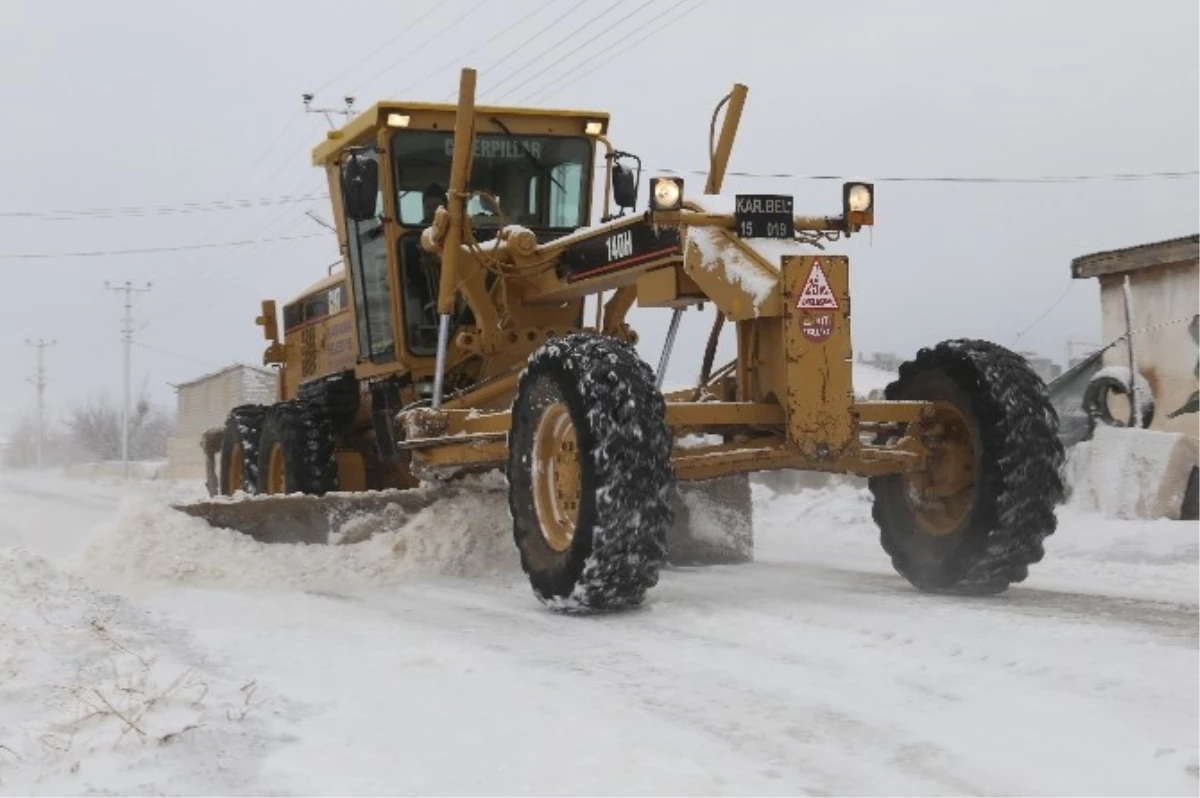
[667,474,754,566]
[171,487,464,546]
[173,475,753,564]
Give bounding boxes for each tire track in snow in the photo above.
[343,583,993,795]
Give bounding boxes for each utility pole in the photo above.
[24,338,56,469]
[104,280,152,478]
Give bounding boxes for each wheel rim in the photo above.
[904,404,977,537]
[532,402,581,552]
[265,440,285,495]
[226,443,244,492]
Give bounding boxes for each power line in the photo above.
[447,0,590,101]
[310,0,443,95]
[1014,278,1075,345]
[658,168,1200,184]
[1,192,330,222]
[133,340,222,370]
[393,0,558,98]
[484,0,632,101]
[496,0,656,104]
[8,166,1192,229]
[349,0,490,96]
[523,0,702,105]
[0,232,327,260]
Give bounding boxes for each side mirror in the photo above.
[343,154,379,222]
[611,151,641,211]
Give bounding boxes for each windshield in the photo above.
[390,130,591,230]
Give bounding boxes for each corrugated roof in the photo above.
[1071,234,1199,279]
[170,362,276,390]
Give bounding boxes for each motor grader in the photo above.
[181,67,1065,613]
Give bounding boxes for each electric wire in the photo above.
[493,0,656,104]
[483,0,634,101]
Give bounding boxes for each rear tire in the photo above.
[219,404,267,496]
[868,339,1066,594]
[256,400,338,496]
[508,333,673,613]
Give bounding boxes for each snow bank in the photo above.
[0,547,278,794]
[1064,425,1198,519]
[752,478,1198,604]
[73,482,520,593]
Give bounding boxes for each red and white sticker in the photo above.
[800,312,834,343]
[796,259,839,310]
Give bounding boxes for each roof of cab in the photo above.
[311,100,610,166]
[285,268,346,306]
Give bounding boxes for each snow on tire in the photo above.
[219,404,267,496]
[868,339,1066,594]
[255,400,338,496]
[507,332,673,613]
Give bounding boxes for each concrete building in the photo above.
[163,363,279,480]
[1018,351,1063,384]
[1071,234,1199,437]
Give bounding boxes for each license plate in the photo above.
[734,194,794,239]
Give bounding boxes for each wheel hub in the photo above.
[532,402,581,552]
[226,443,244,493]
[905,404,976,537]
[266,440,285,495]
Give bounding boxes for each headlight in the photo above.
[846,182,873,213]
[650,176,683,211]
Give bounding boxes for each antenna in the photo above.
[303,93,356,129]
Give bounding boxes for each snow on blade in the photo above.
[72,482,521,592]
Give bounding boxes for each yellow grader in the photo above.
[181,67,1065,613]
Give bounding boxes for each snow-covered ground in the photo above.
[0,466,1196,796]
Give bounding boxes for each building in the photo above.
[1071,234,1199,437]
[163,363,279,480]
[1018,351,1063,384]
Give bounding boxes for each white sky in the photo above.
[1,0,1196,435]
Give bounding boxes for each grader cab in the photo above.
[180,68,1065,613]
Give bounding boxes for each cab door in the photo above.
[340,143,398,366]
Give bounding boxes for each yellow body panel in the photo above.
[243,66,912,494]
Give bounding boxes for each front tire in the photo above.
[508,333,673,613]
[868,339,1066,594]
[219,404,267,496]
[256,400,338,496]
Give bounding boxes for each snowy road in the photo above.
[1,469,1196,796]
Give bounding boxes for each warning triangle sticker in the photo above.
[796,260,839,310]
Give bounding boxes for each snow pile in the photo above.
[752,477,1198,604]
[0,548,277,794]
[73,484,520,592]
[1064,425,1198,519]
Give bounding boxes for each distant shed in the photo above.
[1071,234,1198,436]
[164,363,278,480]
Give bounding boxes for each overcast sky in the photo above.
[1,0,1196,437]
